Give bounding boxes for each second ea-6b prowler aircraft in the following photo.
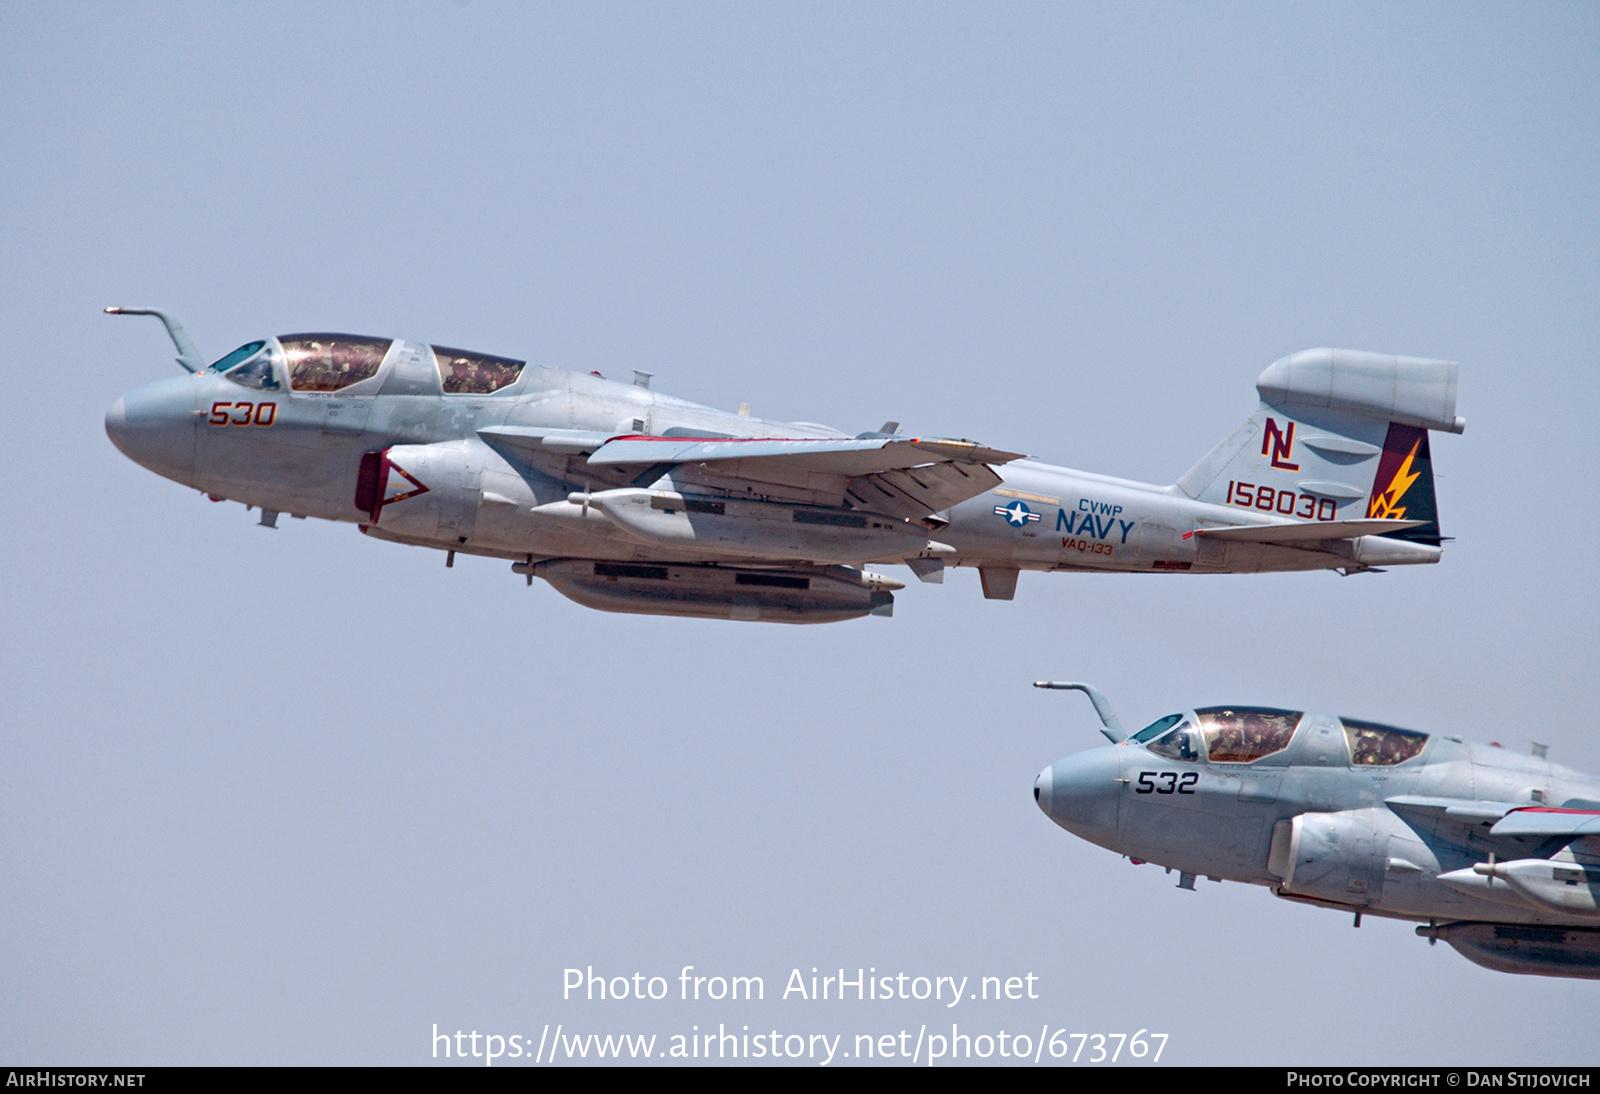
[104,307,1464,623]
[1033,683,1600,980]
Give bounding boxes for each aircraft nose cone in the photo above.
[104,396,127,451]
[1038,749,1121,842]
[106,377,197,477]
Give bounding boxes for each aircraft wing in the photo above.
[585,434,1023,472]
[1385,796,1521,824]
[1194,518,1425,544]
[477,426,615,454]
[1490,808,1600,840]
[588,434,1026,520]
[1388,797,1600,854]
[477,428,1025,519]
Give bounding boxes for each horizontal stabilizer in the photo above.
[1194,518,1424,544]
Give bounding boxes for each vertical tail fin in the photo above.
[1175,349,1461,539]
[1366,423,1441,545]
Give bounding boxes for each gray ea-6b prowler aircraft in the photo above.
[1033,683,1600,979]
[104,308,1464,623]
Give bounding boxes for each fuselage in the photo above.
[1036,709,1600,930]
[106,334,1441,582]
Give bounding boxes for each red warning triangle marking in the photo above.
[382,460,429,505]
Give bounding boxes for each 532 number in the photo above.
[1135,771,1197,795]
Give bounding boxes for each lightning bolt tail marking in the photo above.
[1367,439,1422,520]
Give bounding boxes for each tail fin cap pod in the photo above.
[1174,347,1460,546]
[1256,348,1464,434]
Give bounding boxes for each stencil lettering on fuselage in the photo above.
[1056,498,1137,545]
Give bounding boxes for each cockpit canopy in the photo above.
[208,335,527,395]
[1141,716,1202,762]
[210,341,277,390]
[1340,717,1428,765]
[1196,707,1301,762]
[432,345,525,394]
[1132,707,1302,763]
[281,334,392,392]
[1131,706,1429,766]
[210,341,266,373]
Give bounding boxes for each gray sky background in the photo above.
[2,2,1597,1066]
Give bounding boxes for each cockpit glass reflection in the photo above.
[225,352,279,391]
[1147,721,1201,762]
[432,346,525,394]
[1340,718,1428,766]
[210,341,266,373]
[1196,707,1302,763]
[281,334,392,392]
[1131,714,1183,743]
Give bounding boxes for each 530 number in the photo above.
[209,401,276,426]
